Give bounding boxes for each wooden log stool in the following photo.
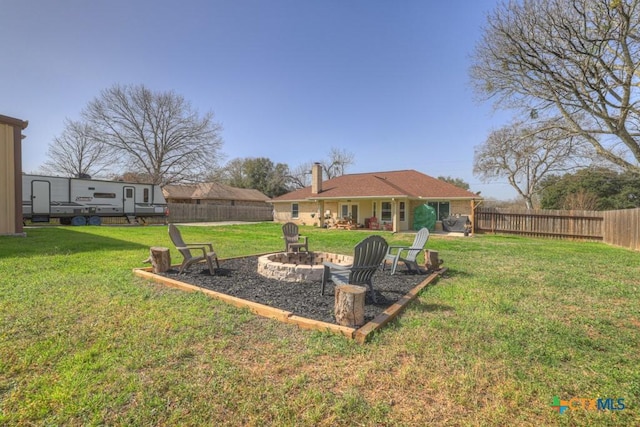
[426,250,443,272]
[148,246,171,273]
[334,284,367,327]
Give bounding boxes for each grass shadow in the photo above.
[0,227,150,259]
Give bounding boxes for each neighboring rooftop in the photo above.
[163,182,271,202]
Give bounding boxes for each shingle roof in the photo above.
[272,170,480,201]
[163,182,270,202]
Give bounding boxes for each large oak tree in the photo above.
[471,0,640,173]
[82,84,223,185]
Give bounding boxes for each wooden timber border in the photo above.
[133,260,445,344]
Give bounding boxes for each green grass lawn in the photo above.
[1,223,638,426]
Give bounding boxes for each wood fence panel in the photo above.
[167,203,273,223]
[602,208,640,251]
[475,207,603,240]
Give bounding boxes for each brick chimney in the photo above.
[311,162,322,194]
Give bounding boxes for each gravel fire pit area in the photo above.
[156,255,433,325]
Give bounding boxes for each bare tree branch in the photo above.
[471,0,640,172]
[81,84,223,185]
[41,118,115,178]
[473,118,593,208]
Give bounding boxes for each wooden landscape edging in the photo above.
[133,260,445,343]
[354,269,445,344]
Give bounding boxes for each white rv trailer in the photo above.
[22,174,168,225]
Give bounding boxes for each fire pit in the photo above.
[257,251,353,282]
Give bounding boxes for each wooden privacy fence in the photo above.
[475,207,604,240]
[167,203,273,223]
[602,208,640,251]
[475,207,640,251]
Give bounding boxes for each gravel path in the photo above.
[159,256,430,324]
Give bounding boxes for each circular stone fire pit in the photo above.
[257,251,353,282]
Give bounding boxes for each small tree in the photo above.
[323,147,354,179]
[437,176,470,191]
[474,119,589,209]
[288,147,355,189]
[220,157,290,198]
[41,119,114,178]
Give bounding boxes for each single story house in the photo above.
[163,182,271,207]
[0,114,28,236]
[270,164,482,232]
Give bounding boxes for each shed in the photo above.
[0,114,28,236]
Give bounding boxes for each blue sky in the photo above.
[1,0,516,199]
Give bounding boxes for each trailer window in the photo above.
[94,193,116,199]
[125,188,134,198]
[143,188,149,203]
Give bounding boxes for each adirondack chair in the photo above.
[168,223,220,274]
[282,222,308,252]
[382,227,430,275]
[321,235,389,303]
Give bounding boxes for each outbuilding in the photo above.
[0,114,28,236]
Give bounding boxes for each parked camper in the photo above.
[22,174,168,225]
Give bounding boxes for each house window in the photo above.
[428,201,450,220]
[143,188,149,203]
[399,202,405,221]
[372,202,377,218]
[341,204,349,219]
[381,202,392,221]
[291,203,299,219]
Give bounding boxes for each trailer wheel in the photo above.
[88,216,102,226]
[71,216,87,226]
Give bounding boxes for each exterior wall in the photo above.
[0,123,16,235]
[273,201,320,225]
[274,198,477,231]
[0,117,25,236]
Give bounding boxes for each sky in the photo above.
[1,0,517,200]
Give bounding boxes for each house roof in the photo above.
[163,182,271,202]
[271,169,480,202]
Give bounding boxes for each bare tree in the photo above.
[563,189,599,211]
[323,147,354,179]
[41,119,114,178]
[288,147,355,189]
[287,162,314,189]
[474,119,590,209]
[82,84,223,185]
[471,0,640,173]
